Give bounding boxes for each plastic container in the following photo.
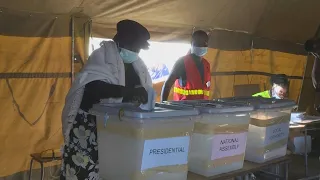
[218,97,296,163]
[90,103,199,180]
[158,100,253,177]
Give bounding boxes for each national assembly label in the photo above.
[211,132,248,160]
[141,136,190,170]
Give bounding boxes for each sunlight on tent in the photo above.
[89,38,190,83]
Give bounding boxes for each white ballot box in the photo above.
[158,100,253,177]
[90,103,199,180]
[218,97,296,163]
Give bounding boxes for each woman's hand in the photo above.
[122,87,148,104]
[131,87,148,104]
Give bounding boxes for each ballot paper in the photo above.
[290,112,320,124]
[140,86,156,111]
[99,86,156,111]
[290,112,305,123]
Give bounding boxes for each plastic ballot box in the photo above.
[90,103,199,180]
[158,100,253,177]
[218,97,296,163]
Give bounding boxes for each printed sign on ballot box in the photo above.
[264,122,289,145]
[211,132,247,160]
[141,136,190,170]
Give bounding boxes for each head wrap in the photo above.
[114,19,150,49]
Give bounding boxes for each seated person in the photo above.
[253,74,289,99]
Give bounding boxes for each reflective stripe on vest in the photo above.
[252,90,271,98]
[174,87,210,97]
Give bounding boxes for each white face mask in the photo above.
[191,46,208,57]
[272,92,281,99]
[272,84,285,99]
[119,48,139,63]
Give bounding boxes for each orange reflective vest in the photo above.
[173,54,211,101]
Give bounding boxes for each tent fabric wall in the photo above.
[154,48,306,103]
[0,37,69,178]
[74,16,91,74]
[89,0,320,44]
[208,30,307,55]
[0,10,90,179]
[2,0,320,44]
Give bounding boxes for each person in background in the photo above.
[306,39,320,113]
[305,39,320,153]
[305,38,320,91]
[60,20,152,180]
[312,55,320,91]
[161,30,211,101]
[252,74,289,99]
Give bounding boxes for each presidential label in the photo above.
[141,136,190,170]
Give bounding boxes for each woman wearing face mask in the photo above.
[60,20,152,180]
[252,74,289,99]
[161,30,211,101]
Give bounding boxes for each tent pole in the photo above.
[71,16,75,83]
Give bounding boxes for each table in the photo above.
[290,119,320,177]
[187,156,291,180]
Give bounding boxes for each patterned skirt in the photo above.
[60,109,100,180]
